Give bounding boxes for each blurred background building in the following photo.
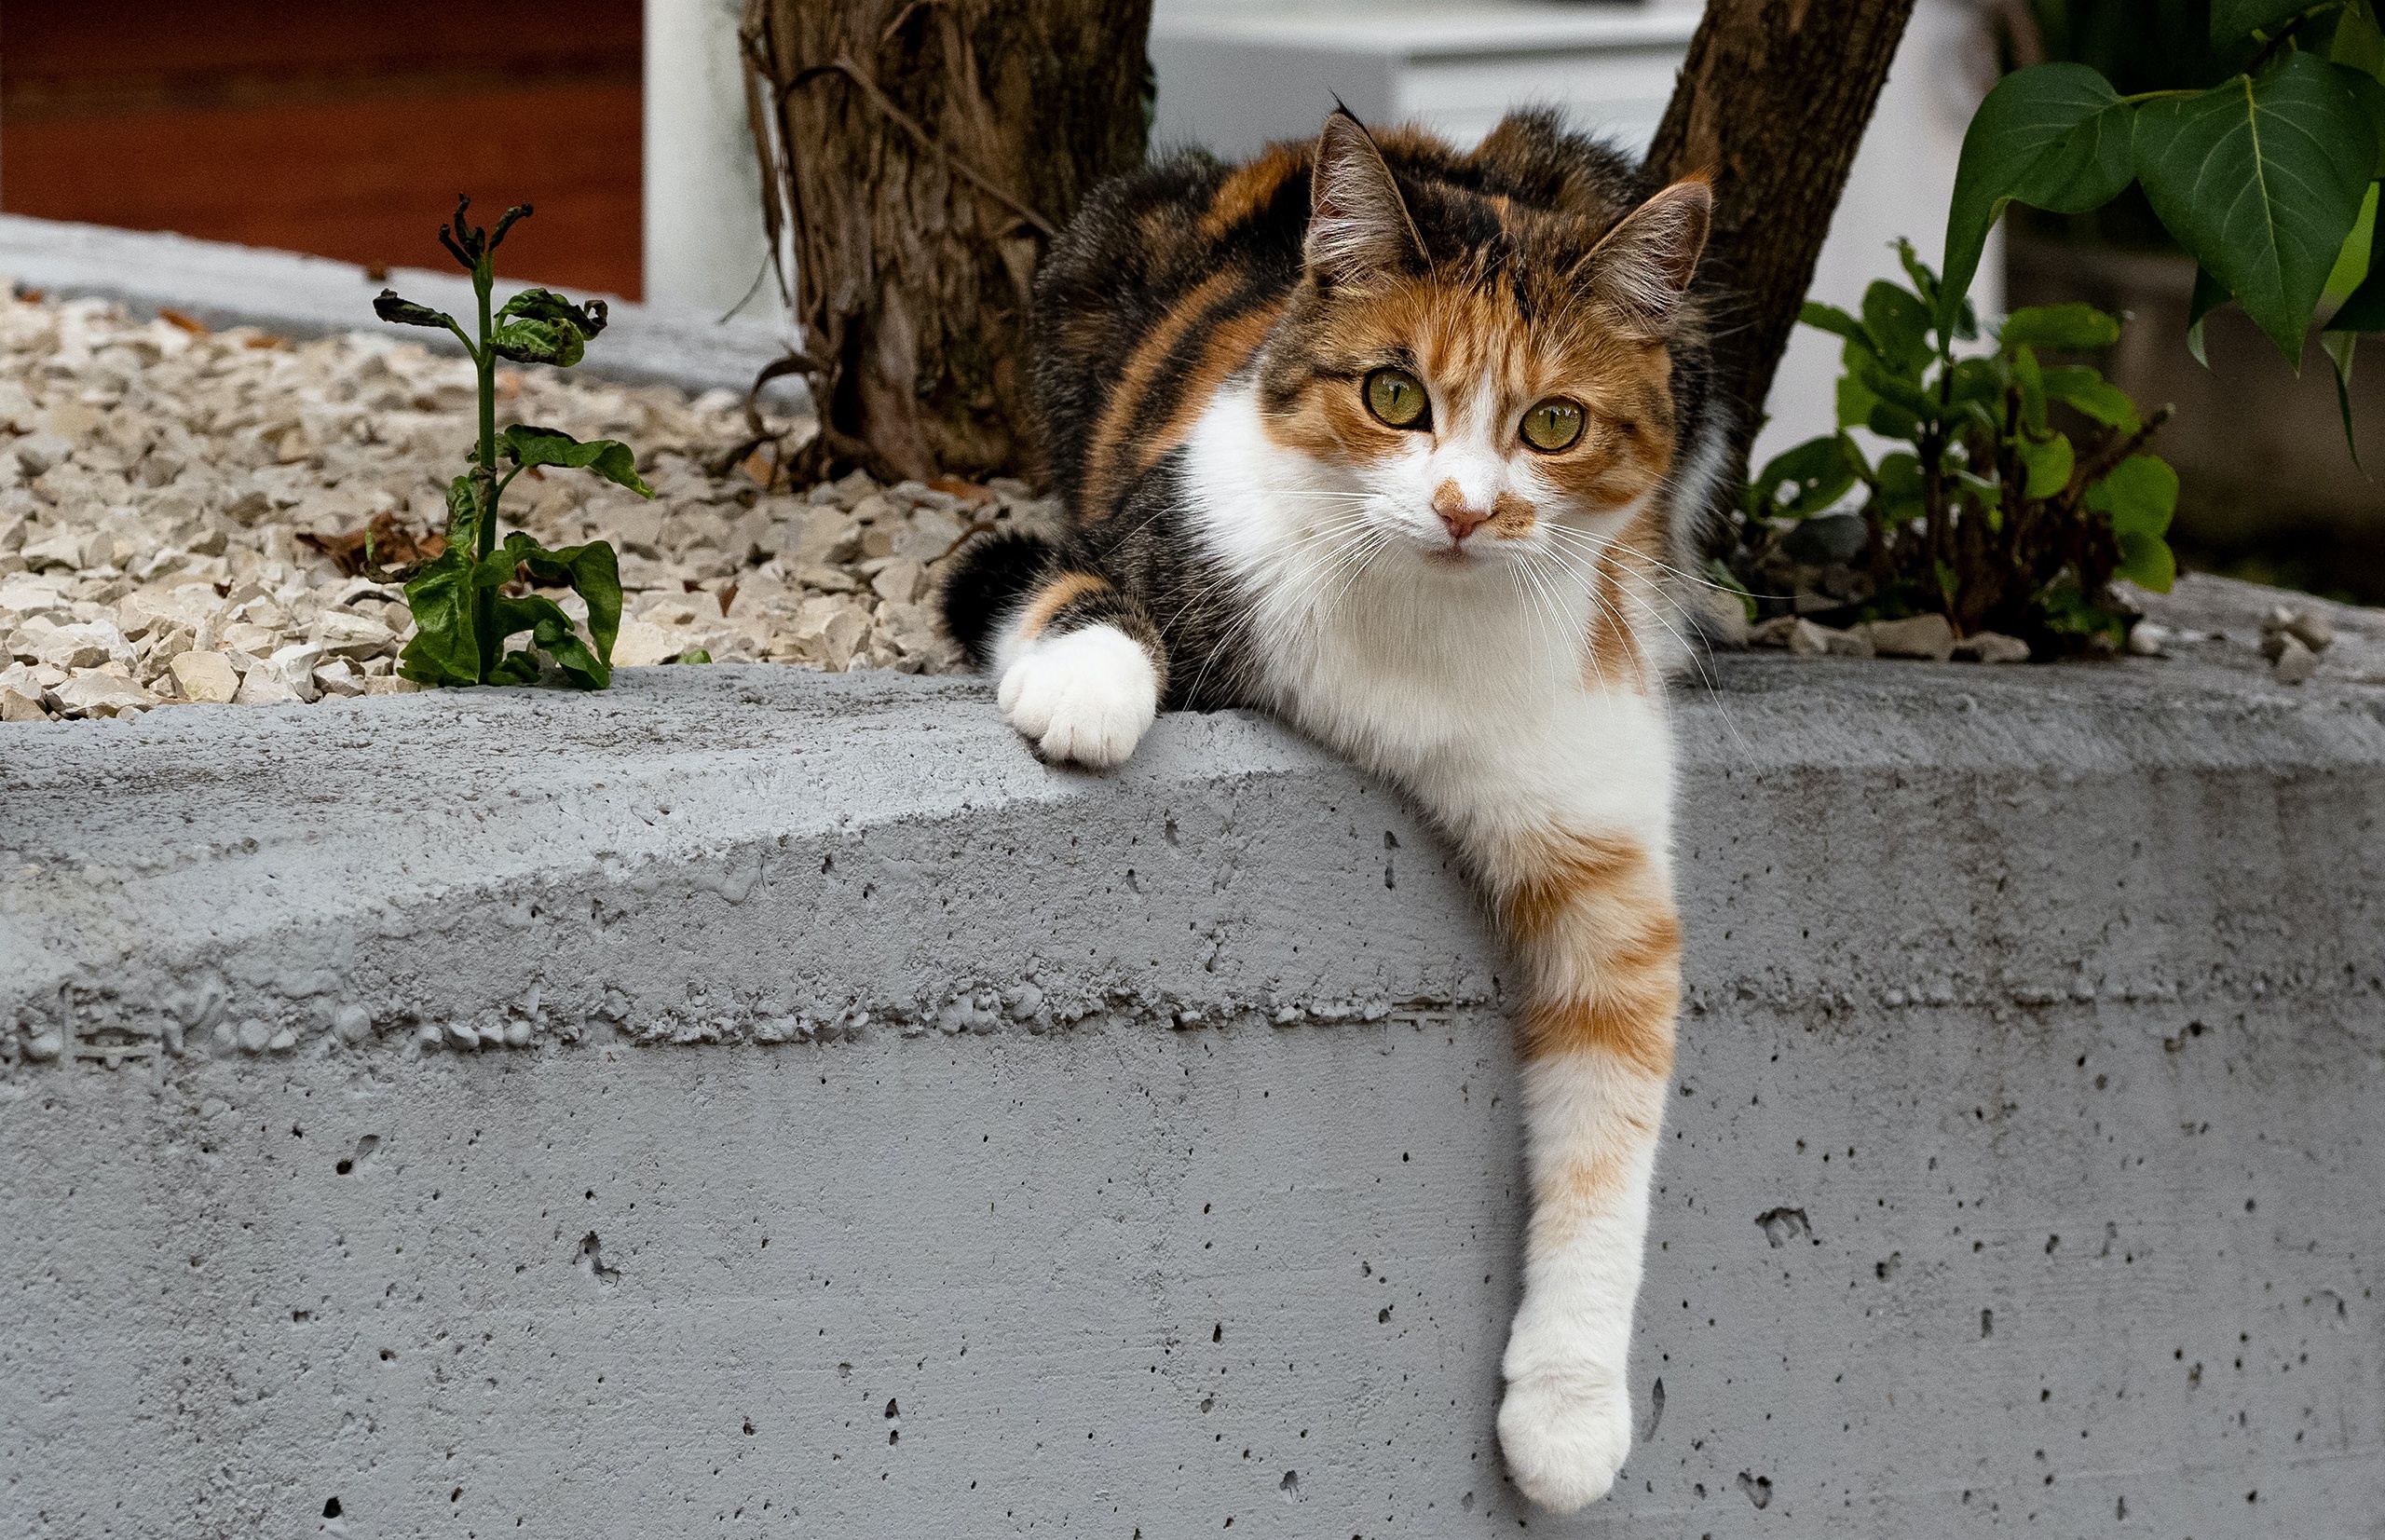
[0,0,2370,598]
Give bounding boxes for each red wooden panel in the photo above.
[1,0,644,297]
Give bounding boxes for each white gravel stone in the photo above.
[1953,631,2032,664]
[52,669,157,718]
[2272,633,2320,685]
[233,666,301,705]
[312,658,364,697]
[0,289,1058,724]
[170,649,240,702]
[1857,613,1956,661]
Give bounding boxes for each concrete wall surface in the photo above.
[5,639,2384,1536]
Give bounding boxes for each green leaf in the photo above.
[1999,304,2123,352]
[1706,558,1760,625]
[2011,343,2048,433]
[488,289,609,367]
[2040,364,2142,429]
[2117,531,2178,591]
[488,319,587,368]
[1875,451,1925,501]
[2212,0,2324,47]
[443,472,483,553]
[2039,576,2127,639]
[373,290,456,331]
[461,532,621,662]
[1893,238,1942,315]
[2018,432,2075,497]
[1836,370,1882,432]
[1862,280,1936,374]
[2331,1,2385,75]
[2324,327,2365,464]
[663,648,714,665]
[2186,266,2232,367]
[499,425,656,497]
[2324,182,2378,303]
[1946,355,2007,411]
[509,532,623,668]
[491,593,610,689]
[1953,467,2004,509]
[1800,302,1873,349]
[2133,55,2382,365]
[1851,348,1942,418]
[498,287,609,338]
[2328,250,2385,330]
[1867,401,1925,442]
[2087,453,2180,537]
[396,549,482,687]
[1941,63,2139,330]
[1751,435,1861,517]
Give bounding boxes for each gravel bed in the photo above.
[0,291,1050,722]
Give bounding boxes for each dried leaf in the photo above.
[297,511,448,578]
[928,475,999,509]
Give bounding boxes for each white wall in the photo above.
[643,0,787,320]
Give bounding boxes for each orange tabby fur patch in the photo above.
[1500,831,1681,1075]
[1015,572,1112,641]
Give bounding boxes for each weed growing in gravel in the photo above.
[1724,241,2175,655]
[373,198,652,688]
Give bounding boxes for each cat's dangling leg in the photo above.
[991,571,1168,769]
[1482,827,1681,1513]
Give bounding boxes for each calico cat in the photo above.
[940,107,1722,1513]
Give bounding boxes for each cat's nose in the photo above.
[1438,504,1491,542]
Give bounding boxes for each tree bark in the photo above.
[742,0,1152,484]
[1644,0,1918,477]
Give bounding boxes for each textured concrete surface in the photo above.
[5,624,2385,1535]
[0,213,797,398]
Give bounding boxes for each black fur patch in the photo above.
[939,529,1055,667]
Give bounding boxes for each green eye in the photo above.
[1364,368,1430,429]
[1520,398,1585,452]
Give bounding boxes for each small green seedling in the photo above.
[374,197,653,688]
[1735,240,2175,653]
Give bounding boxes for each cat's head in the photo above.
[1257,110,1710,571]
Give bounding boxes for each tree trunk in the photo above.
[741,0,1152,484]
[1644,0,1918,479]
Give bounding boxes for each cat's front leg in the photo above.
[1482,826,1681,1513]
[993,572,1167,769]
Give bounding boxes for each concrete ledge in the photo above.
[0,214,797,398]
[6,653,2385,1535]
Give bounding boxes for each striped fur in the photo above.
[940,107,1723,1511]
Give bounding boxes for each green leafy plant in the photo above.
[373,197,653,688]
[1731,242,2176,653]
[1943,4,2385,444]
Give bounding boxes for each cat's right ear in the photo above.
[1305,109,1425,287]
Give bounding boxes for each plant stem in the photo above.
[473,252,499,678]
[476,260,497,561]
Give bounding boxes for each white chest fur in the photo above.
[1180,383,1676,854]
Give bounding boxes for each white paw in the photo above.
[1498,1366,1633,1514]
[996,624,1157,770]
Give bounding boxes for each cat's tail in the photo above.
[939,528,1056,669]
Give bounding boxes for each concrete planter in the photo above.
[7,576,2383,1535]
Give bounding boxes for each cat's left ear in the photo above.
[1576,179,1711,339]
[1306,109,1427,287]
